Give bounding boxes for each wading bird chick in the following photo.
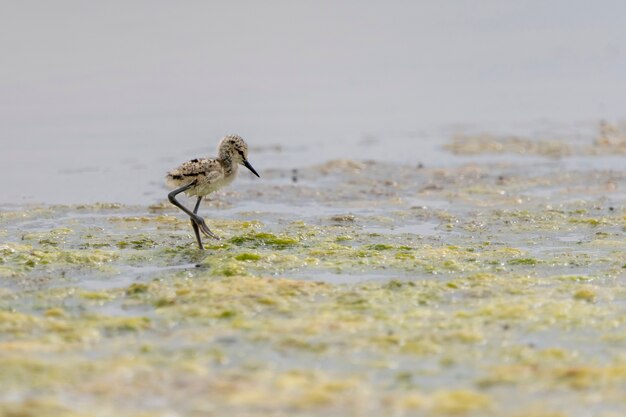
[166,134,260,249]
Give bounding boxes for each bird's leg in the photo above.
[168,183,219,248]
[193,196,203,214]
[190,196,204,250]
[193,196,219,240]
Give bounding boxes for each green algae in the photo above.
[211,261,249,277]
[78,290,115,301]
[126,283,149,295]
[2,266,626,416]
[6,263,626,415]
[235,252,263,261]
[0,242,118,277]
[366,243,395,251]
[0,399,83,417]
[230,231,300,248]
[446,122,626,157]
[116,235,158,249]
[508,257,539,266]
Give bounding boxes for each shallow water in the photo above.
[3,1,626,206]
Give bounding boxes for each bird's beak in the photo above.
[243,159,260,178]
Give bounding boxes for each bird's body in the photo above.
[166,157,237,197]
[165,134,260,249]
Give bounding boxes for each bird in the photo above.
[165,134,260,249]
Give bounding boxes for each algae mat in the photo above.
[1,134,625,417]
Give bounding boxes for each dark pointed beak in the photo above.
[243,159,260,178]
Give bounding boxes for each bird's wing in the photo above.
[168,158,222,181]
[172,158,207,176]
[199,159,224,183]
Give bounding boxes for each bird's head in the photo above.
[218,134,260,177]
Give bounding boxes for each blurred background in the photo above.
[1,1,625,204]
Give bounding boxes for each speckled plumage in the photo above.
[166,158,235,197]
[165,135,254,197]
[165,134,260,249]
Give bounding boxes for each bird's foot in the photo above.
[192,216,220,240]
